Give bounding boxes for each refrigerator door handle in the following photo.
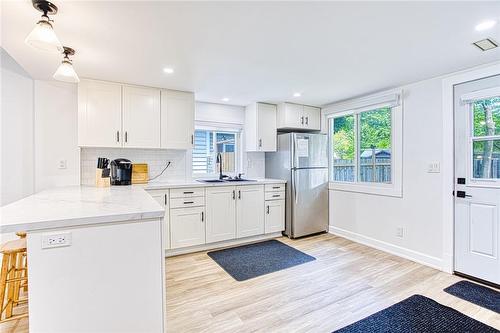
[293,171,298,204]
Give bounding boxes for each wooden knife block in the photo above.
[95,169,110,187]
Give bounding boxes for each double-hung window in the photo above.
[192,128,240,176]
[326,90,402,197]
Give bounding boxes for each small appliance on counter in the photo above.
[95,157,110,187]
[110,158,133,185]
[131,163,149,184]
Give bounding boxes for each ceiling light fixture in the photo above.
[163,67,174,74]
[473,38,498,52]
[293,92,301,97]
[25,0,63,53]
[475,20,497,32]
[53,46,80,83]
[222,97,229,102]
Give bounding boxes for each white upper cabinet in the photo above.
[161,90,195,150]
[277,103,321,131]
[122,86,161,148]
[78,79,194,149]
[78,80,122,147]
[245,102,277,152]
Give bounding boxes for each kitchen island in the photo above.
[0,186,165,333]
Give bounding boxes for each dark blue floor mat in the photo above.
[333,294,499,333]
[207,239,315,281]
[444,280,500,313]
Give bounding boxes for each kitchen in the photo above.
[1,1,500,333]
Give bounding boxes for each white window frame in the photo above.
[324,90,403,197]
[462,88,500,187]
[192,121,242,178]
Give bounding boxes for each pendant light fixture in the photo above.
[25,0,63,53]
[53,46,80,83]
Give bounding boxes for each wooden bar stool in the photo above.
[0,237,28,323]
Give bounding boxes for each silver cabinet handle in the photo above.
[232,190,236,200]
[183,201,194,204]
[238,190,241,199]
[191,134,194,145]
[305,117,309,125]
[164,194,167,206]
[258,139,262,148]
[272,194,280,197]
[125,131,128,143]
[266,205,270,214]
[183,191,194,194]
[201,211,204,222]
[116,131,120,142]
[301,116,304,125]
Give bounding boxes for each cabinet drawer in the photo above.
[170,187,204,198]
[265,183,285,192]
[170,196,205,208]
[265,191,285,200]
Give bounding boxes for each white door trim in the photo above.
[442,62,500,273]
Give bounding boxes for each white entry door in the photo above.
[454,75,500,285]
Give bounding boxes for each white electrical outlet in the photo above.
[58,159,67,169]
[427,162,440,173]
[42,232,72,249]
[396,227,404,238]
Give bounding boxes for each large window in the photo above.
[326,90,402,197]
[331,107,392,184]
[192,129,239,176]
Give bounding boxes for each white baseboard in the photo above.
[165,232,283,257]
[328,226,443,271]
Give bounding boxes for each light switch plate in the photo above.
[427,162,440,173]
[58,159,67,169]
[41,232,72,249]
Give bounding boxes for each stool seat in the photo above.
[0,239,26,254]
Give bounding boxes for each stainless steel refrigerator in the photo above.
[266,133,329,238]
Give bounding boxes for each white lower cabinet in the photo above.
[236,185,265,238]
[206,187,237,243]
[150,190,170,250]
[170,206,205,249]
[265,199,285,233]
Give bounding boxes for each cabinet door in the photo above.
[150,191,170,250]
[161,90,195,150]
[265,199,285,233]
[236,185,265,238]
[170,207,205,249]
[303,105,321,130]
[122,86,160,148]
[257,103,277,152]
[78,80,122,147]
[287,103,305,129]
[206,187,236,243]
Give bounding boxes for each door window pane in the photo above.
[332,115,355,182]
[473,97,500,137]
[472,139,500,179]
[359,107,392,183]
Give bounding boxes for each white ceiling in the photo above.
[2,1,500,106]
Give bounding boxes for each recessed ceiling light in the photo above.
[221,97,229,102]
[475,20,497,31]
[293,92,301,97]
[163,67,174,74]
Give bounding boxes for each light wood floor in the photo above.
[2,233,499,333]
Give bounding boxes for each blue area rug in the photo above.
[207,239,315,281]
[333,294,499,333]
[444,280,500,313]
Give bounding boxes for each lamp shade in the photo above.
[25,20,63,53]
[53,60,80,83]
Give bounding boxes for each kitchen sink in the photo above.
[197,179,226,183]
[224,178,255,182]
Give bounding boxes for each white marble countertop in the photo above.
[143,178,286,190]
[0,186,165,233]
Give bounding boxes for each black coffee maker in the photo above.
[110,159,132,185]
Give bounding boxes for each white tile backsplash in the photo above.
[80,148,266,185]
[80,148,187,185]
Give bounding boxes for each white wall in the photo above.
[34,80,80,191]
[1,48,34,206]
[324,76,445,269]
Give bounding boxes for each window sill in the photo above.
[328,181,402,198]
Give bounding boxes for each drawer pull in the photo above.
[272,194,280,197]
[184,201,194,204]
[272,186,280,189]
[183,191,194,194]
